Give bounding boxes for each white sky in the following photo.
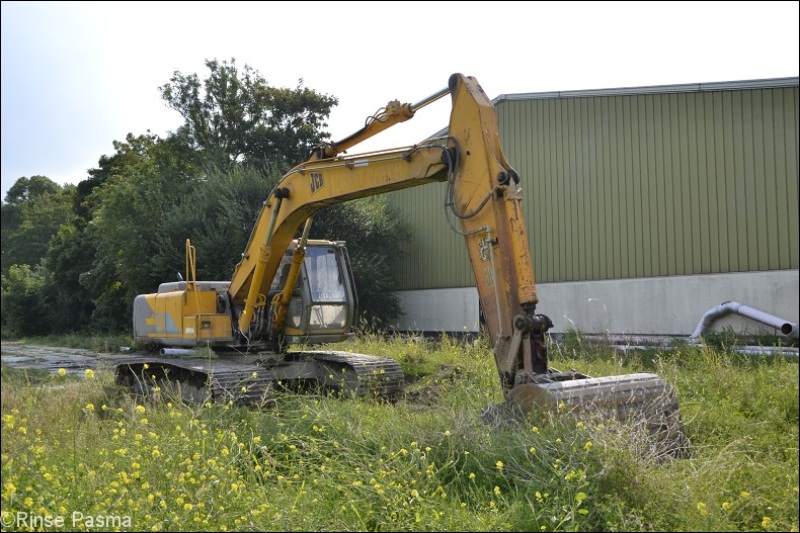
[2,0,798,201]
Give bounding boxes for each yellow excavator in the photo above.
[115,74,687,454]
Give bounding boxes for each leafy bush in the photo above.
[1,264,51,337]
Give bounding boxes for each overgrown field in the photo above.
[2,333,798,531]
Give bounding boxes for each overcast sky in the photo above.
[2,1,798,201]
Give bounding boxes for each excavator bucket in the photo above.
[505,371,689,458]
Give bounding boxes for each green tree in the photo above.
[154,165,276,283]
[85,134,200,331]
[4,174,62,205]
[0,264,51,337]
[1,176,75,275]
[159,58,338,171]
[75,132,158,221]
[44,225,98,333]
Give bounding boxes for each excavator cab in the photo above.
[269,240,358,344]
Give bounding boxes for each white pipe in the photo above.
[159,348,196,357]
[691,301,799,339]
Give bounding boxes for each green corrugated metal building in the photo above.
[388,77,799,337]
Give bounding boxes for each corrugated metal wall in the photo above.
[390,180,473,289]
[391,83,799,290]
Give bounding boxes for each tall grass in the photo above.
[1,333,797,531]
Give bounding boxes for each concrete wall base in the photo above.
[392,270,799,337]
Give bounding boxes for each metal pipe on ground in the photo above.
[691,301,799,340]
[159,348,196,357]
[608,344,798,358]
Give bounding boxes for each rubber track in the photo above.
[112,355,274,405]
[295,350,405,397]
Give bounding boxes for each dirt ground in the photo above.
[0,342,116,376]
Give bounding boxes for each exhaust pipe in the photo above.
[691,301,799,339]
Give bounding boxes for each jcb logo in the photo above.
[310,172,324,194]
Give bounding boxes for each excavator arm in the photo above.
[227,74,552,391]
